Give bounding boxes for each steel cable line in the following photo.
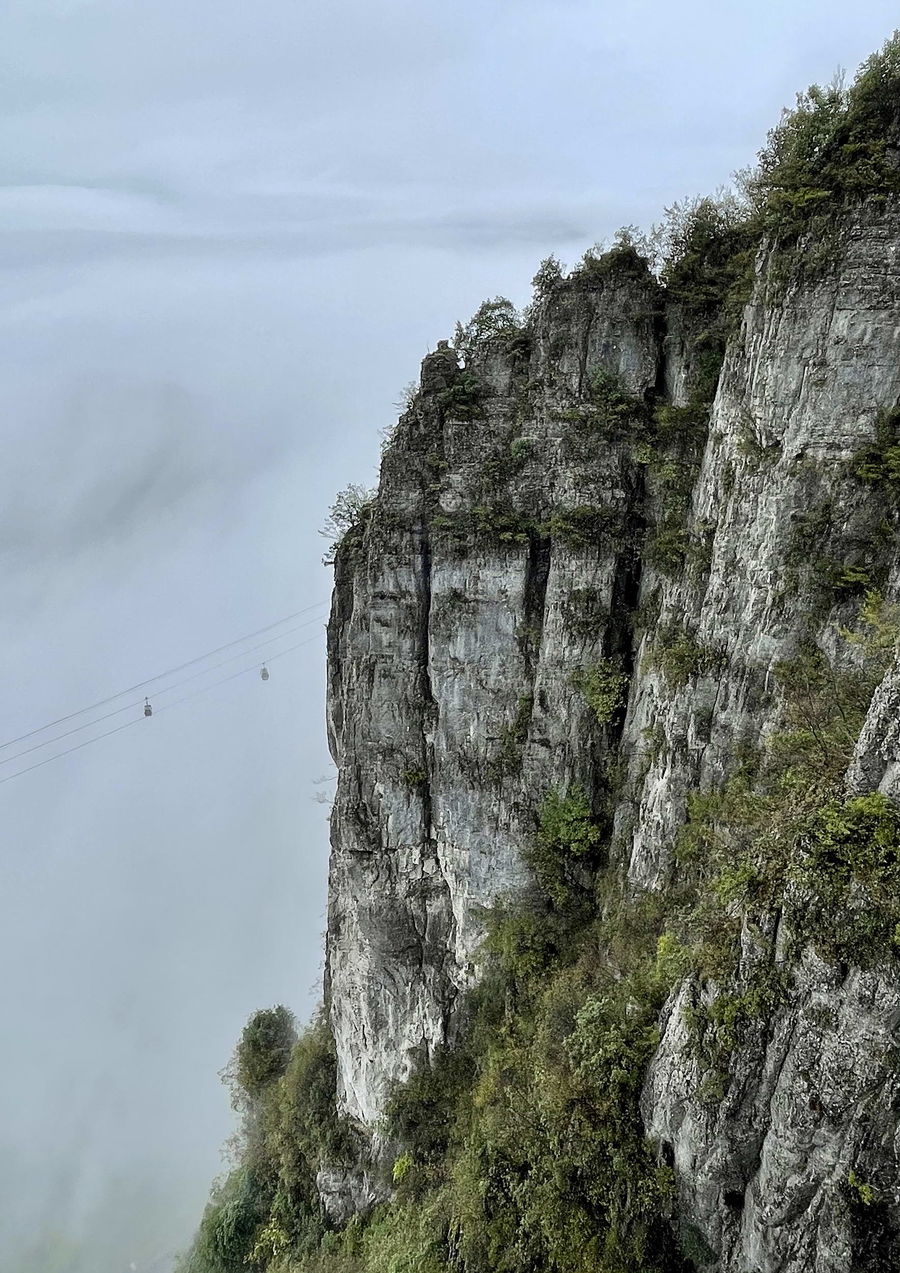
[152,631,321,714]
[0,631,325,787]
[0,599,329,751]
[0,612,328,768]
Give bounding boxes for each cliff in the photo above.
[179,37,900,1273]
[324,198,900,1268]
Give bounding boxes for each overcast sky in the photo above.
[1,3,897,1270]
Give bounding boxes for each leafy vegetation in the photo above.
[746,35,900,242]
[573,660,628,725]
[676,592,900,989]
[644,621,721,688]
[852,407,900,497]
[321,484,375,564]
[588,369,649,434]
[453,297,522,361]
[574,227,655,284]
[176,1012,359,1273]
[231,1007,298,1100]
[657,193,754,403]
[531,254,565,299]
[526,786,604,914]
[437,372,487,420]
[182,583,900,1273]
[488,694,534,780]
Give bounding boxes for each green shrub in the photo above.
[446,889,688,1273]
[181,1011,358,1272]
[791,793,900,965]
[178,1168,271,1273]
[526,787,604,914]
[531,255,564,298]
[234,1007,297,1101]
[385,1044,476,1170]
[646,524,691,575]
[573,660,628,725]
[588,369,648,435]
[746,34,900,243]
[437,373,486,420]
[453,297,522,360]
[488,694,533,780]
[657,193,754,401]
[851,407,900,495]
[321,485,376,565]
[644,622,720,689]
[546,504,619,546]
[673,595,900,1004]
[575,227,654,283]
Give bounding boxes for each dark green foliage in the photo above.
[525,787,604,914]
[747,34,900,243]
[177,1168,271,1273]
[472,506,530,542]
[793,793,900,965]
[648,34,900,391]
[531,254,564,298]
[784,491,895,610]
[646,525,691,575]
[546,504,620,546]
[438,373,487,420]
[184,598,900,1273]
[506,329,533,364]
[254,814,690,1273]
[453,297,522,360]
[675,595,900,993]
[445,891,689,1273]
[180,1012,357,1272]
[826,562,880,599]
[234,1006,297,1100]
[652,404,709,444]
[560,586,609,638]
[658,194,754,402]
[488,694,533,780]
[644,622,720,688]
[432,504,532,545]
[852,407,900,497]
[385,1044,477,1170]
[573,659,628,725]
[634,405,709,579]
[660,195,752,321]
[575,227,654,283]
[588,369,650,436]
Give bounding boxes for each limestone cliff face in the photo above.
[636,208,900,1273]
[325,205,900,1267]
[326,263,661,1127]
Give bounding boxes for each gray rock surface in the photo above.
[324,207,900,1266]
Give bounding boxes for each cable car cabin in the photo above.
[260,665,270,681]
[144,699,153,717]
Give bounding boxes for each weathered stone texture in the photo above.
[325,207,900,1267]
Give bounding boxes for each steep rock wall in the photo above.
[327,264,663,1126]
[636,207,900,1272]
[325,205,900,1267]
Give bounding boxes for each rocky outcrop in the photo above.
[325,206,900,1267]
[326,263,663,1126]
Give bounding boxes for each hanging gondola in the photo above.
[260,665,270,681]
[144,698,153,717]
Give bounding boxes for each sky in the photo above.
[0,2,897,1270]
